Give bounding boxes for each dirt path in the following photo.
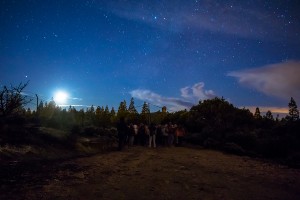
[1,146,300,200]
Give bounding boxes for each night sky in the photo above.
[1,0,300,114]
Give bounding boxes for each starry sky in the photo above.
[1,0,300,114]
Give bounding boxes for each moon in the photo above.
[54,91,68,104]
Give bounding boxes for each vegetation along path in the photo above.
[1,146,300,200]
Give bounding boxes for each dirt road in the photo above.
[1,146,300,200]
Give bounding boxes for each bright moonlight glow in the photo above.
[54,91,68,104]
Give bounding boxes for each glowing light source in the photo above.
[54,91,68,104]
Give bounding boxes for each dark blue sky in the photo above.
[1,0,300,114]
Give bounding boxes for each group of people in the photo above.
[117,117,186,151]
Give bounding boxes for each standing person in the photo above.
[161,124,168,146]
[175,125,186,146]
[138,123,145,146]
[149,123,157,148]
[144,124,150,147]
[117,117,128,151]
[156,124,163,146]
[133,123,138,145]
[167,122,175,146]
[128,123,135,147]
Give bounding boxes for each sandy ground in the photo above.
[1,146,300,200]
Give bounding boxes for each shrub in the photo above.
[222,142,246,156]
[226,131,257,150]
[71,125,81,135]
[286,152,300,168]
[257,137,289,158]
[83,126,98,136]
[185,133,203,145]
[203,138,220,149]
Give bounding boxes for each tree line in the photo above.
[1,82,300,164]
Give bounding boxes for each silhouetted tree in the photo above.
[288,97,299,121]
[0,82,32,117]
[25,108,31,119]
[127,98,139,123]
[95,106,103,126]
[103,105,111,127]
[110,107,117,125]
[104,105,110,114]
[141,102,150,114]
[38,100,44,113]
[117,100,128,118]
[79,108,85,127]
[85,105,95,125]
[128,97,138,114]
[141,102,150,124]
[265,110,274,120]
[254,107,262,119]
[41,98,56,120]
[187,97,255,143]
[95,106,102,116]
[110,107,116,116]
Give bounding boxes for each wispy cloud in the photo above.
[105,1,298,41]
[245,106,288,114]
[180,82,215,102]
[244,106,288,119]
[228,60,300,101]
[130,82,215,111]
[57,104,91,108]
[70,97,82,101]
[130,89,194,110]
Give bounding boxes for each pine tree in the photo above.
[265,110,274,120]
[117,100,128,118]
[68,105,72,112]
[104,105,110,115]
[141,102,150,114]
[90,105,95,113]
[38,100,44,111]
[141,102,150,124]
[102,105,111,127]
[123,100,127,111]
[128,97,137,114]
[26,108,31,115]
[95,106,102,116]
[118,100,127,113]
[110,107,117,125]
[254,107,261,119]
[288,97,299,121]
[48,97,56,109]
[110,107,116,116]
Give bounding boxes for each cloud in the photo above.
[130,89,194,110]
[245,106,288,115]
[130,82,215,111]
[70,97,82,101]
[228,61,300,101]
[57,104,91,108]
[180,82,215,101]
[244,106,289,119]
[105,1,299,42]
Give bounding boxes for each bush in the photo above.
[0,123,29,145]
[257,137,289,158]
[71,125,82,135]
[286,152,300,168]
[83,126,98,136]
[185,133,203,145]
[222,142,246,156]
[203,138,220,149]
[226,131,257,150]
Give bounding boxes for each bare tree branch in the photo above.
[0,81,32,117]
